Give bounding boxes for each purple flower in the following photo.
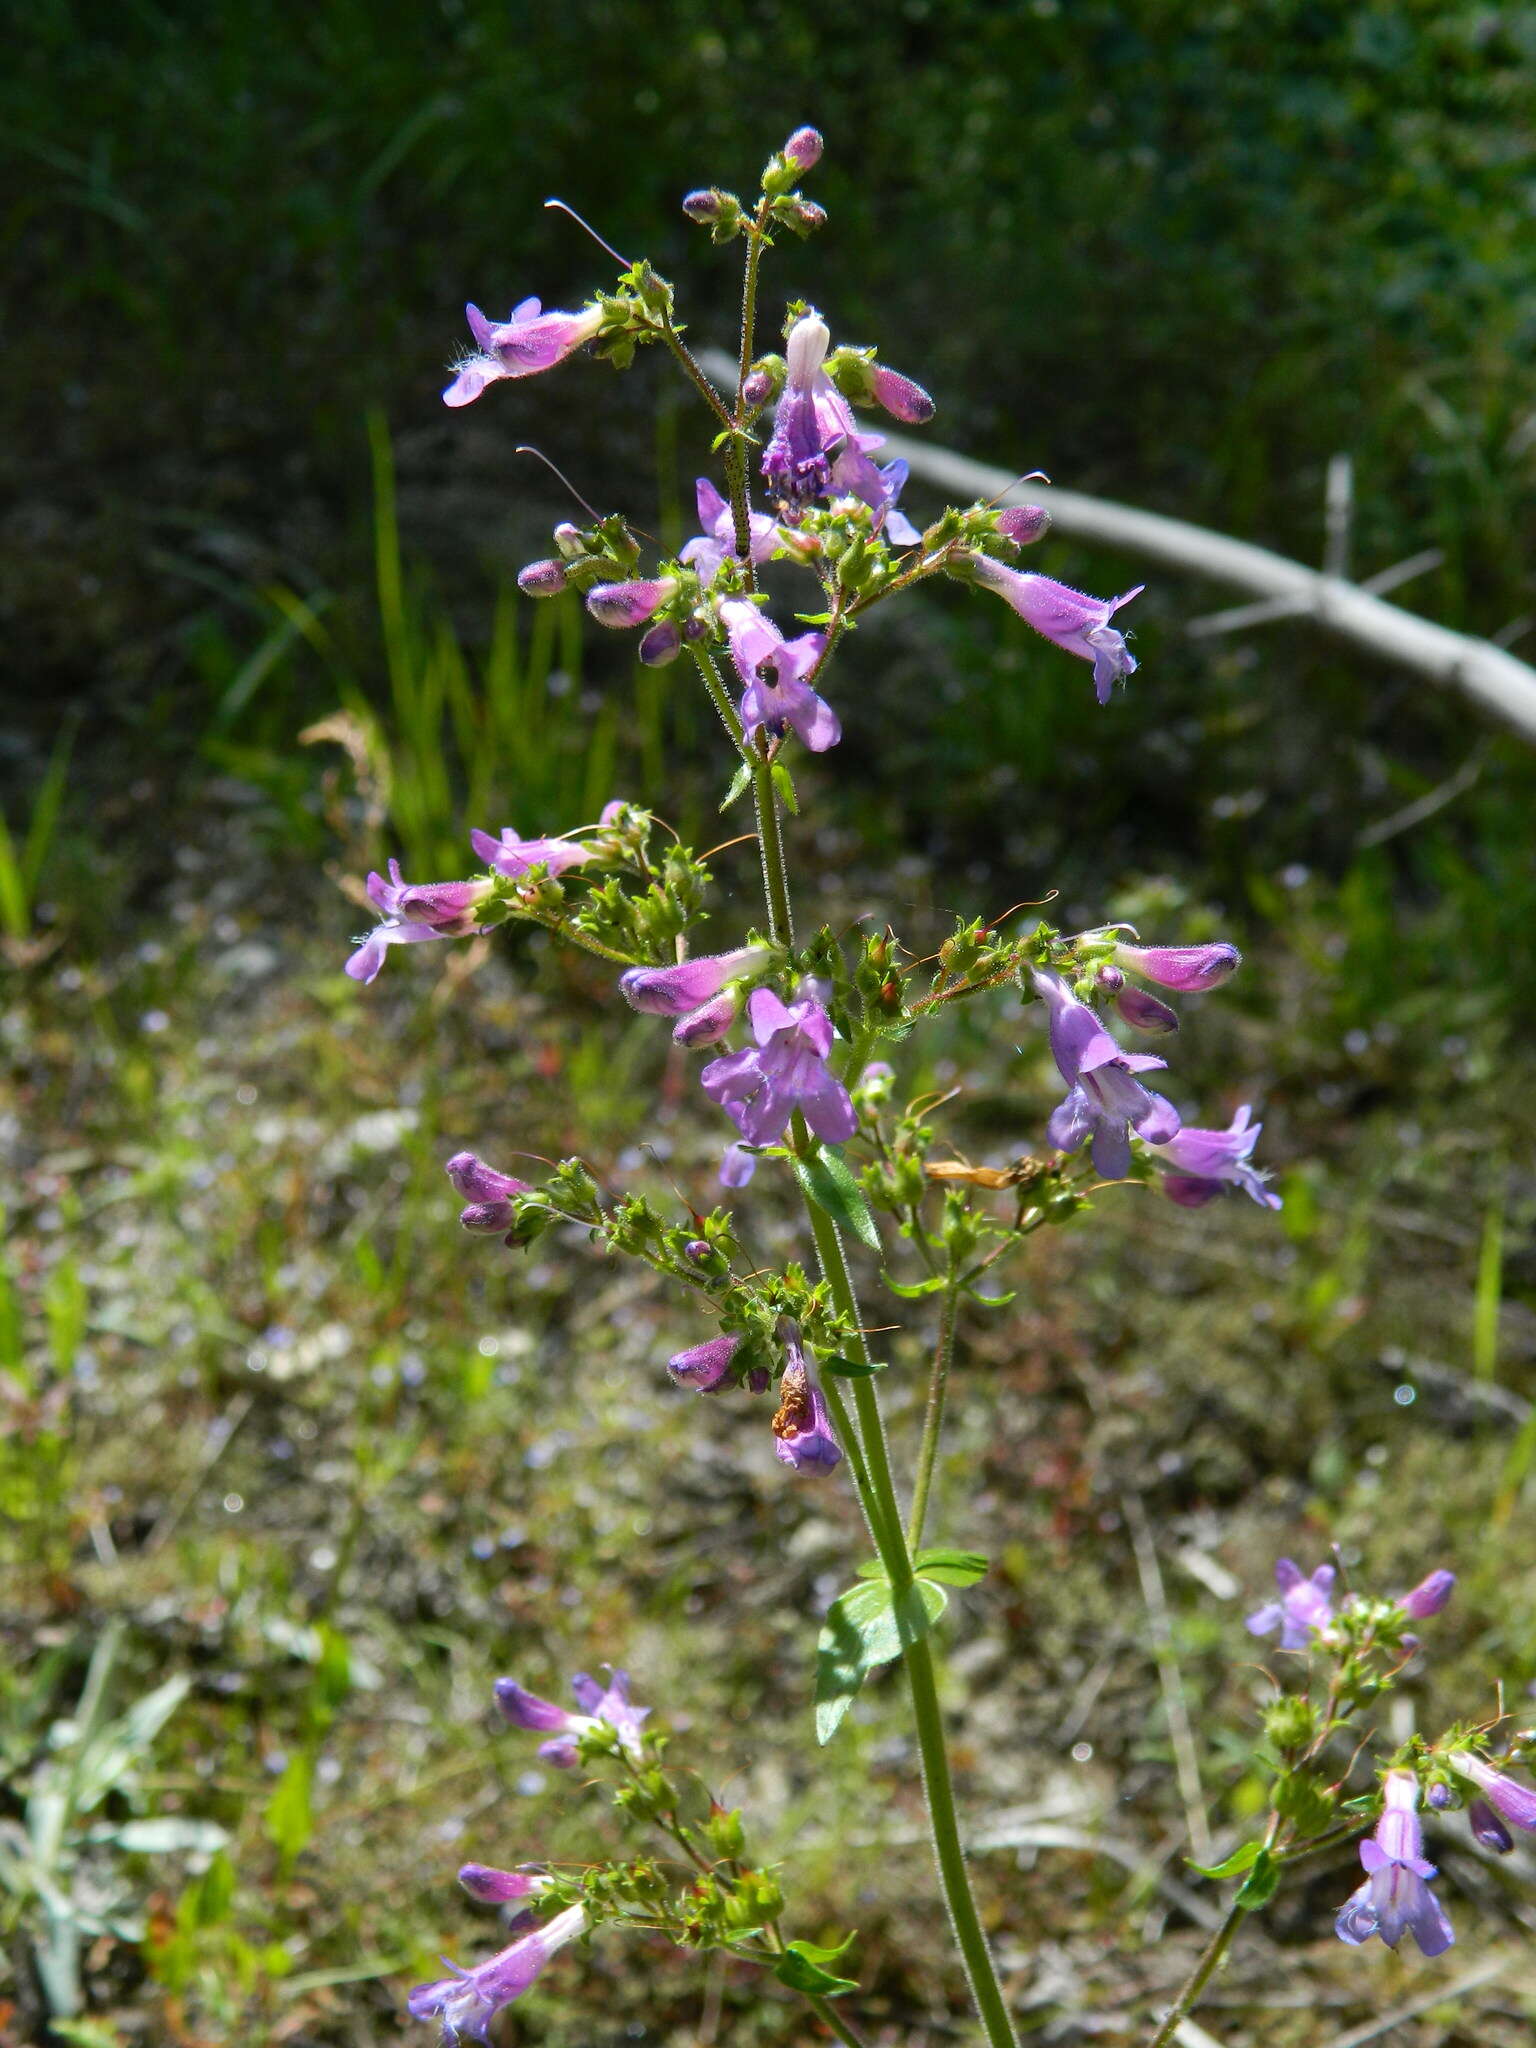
[639,621,682,666]
[680,478,782,583]
[668,1334,740,1391]
[772,1326,842,1474]
[458,1864,548,1905]
[996,505,1051,547]
[469,826,594,881]
[1400,1569,1456,1619]
[1115,941,1241,992]
[701,988,857,1149]
[870,364,936,425]
[720,1142,758,1188]
[345,862,494,984]
[493,1670,648,1769]
[619,947,768,1017]
[1450,1752,1536,1834]
[761,315,919,541]
[585,577,677,629]
[443,299,603,408]
[408,1902,587,2040]
[971,558,1142,704]
[1147,1105,1281,1211]
[1335,1772,1454,1957]
[719,600,840,752]
[446,1151,533,1234]
[1032,969,1179,1180]
[1246,1557,1336,1648]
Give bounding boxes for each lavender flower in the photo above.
[720,1141,758,1188]
[668,1334,741,1391]
[639,621,682,666]
[408,1902,587,2040]
[1032,969,1179,1179]
[345,863,494,983]
[870,363,935,425]
[761,314,919,540]
[446,1151,532,1234]
[619,947,768,1017]
[469,825,595,880]
[719,600,840,752]
[458,1864,548,1904]
[1115,940,1241,991]
[493,1670,648,1769]
[1147,1105,1281,1211]
[1450,1752,1536,1834]
[996,504,1051,546]
[1335,1771,1454,1957]
[1400,1569,1456,1619]
[701,988,857,1148]
[680,478,782,582]
[1246,1557,1336,1648]
[970,558,1142,703]
[585,577,677,629]
[772,1325,842,1473]
[443,299,603,408]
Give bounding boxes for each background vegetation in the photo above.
[3,4,1535,2042]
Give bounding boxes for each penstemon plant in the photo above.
[338,129,1525,2045]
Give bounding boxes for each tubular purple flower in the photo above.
[1335,1772,1454,1956]
[458,1864,548,1904]
[639,620,682,666]
[870,364,935,425]
[1115,941,1241,992]
[996,504,1051,547]
[783,126,823,170]
[517,558,568,597]
[970,557,1142,704]
[668,1334,741,1392]
[680,477,782,582]
[585,577,677,630]
[1113,985,1180,1034]
[345,862,493,983]
[493,1670,648,1767]
[1450,1752,1536,1833]
[673,986,745,1048]
[443,299,603,408]
[1400,1569,1456,1619]
[772,1325,842,1473]
[719,600,839,752]
[1246,1557,1336,1648]
[1148,1105,1280,1211]
[469,825,594,880]
[408,1903,587,2039]
[1032,969,1179,1180]
[619,947,768,1018]
[446,1152,532,1235]
[701,987,857,1149]
[761,315,919,539]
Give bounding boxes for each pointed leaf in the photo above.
[815,1578,947,1744]
[771,762,800,815]
[881,1271,949,1299]
[794,1151,880,1253]
[823,1355,888,1379]
[720,762,753,812]
[774,1942,859,1997]
[1186,1840,1262,1880]
[1235,1848,1280,1911]
[913,1548,989,1587]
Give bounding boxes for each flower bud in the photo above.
[552,521,586,559]
[997,504,1052,547]
[1425,1781,1454,1809]
[783,198,827,235]
[1469,1798,1515,1853]
[871,364,935,425]
[741,366,776,409]
[1114,984,1180,1033]
[517,558,568,597]
[784,126,823,171]
[673,985,743,1048]
[683,1239,711,1262]
[585,577,676,629]
[1116,941,1241,992]
[682,188,724,221]
[458,1864,546,1903]
[1400,1568,1456,1619]
[668,1334,740,1392]
[639,620,682,666]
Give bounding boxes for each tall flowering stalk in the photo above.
[330,128,1509,2047]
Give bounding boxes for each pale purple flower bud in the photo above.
[683,1239,711,1261]
[997,504,1051,546]
[585,577,676,630]
[1094,963,1126,993]
[458,1864,547,1904]
[970,557,1142,704]
[1335,1772,1454,1956]
[682,188,724,221]
[1113,985,1180,1033]
[517,558,568,597]
[668,1334,740,1391]
[1115,941,1241,991]
[673,985,744,1048]
[470,825,594,880]
[784,126,823,171]
[1469,1799,1514,1852]
[639,620,682,666]
[772,1325,841,1474]
[1425,1782,1454,1810]
[870,364,935,425]
[443,299,604,408]
[446,1151,532,1234]
[619,947,767,1018]
[408,1903,587,2038]
[702,988,857,1150]
[552,521,585,558]
[1246,1557,1335,1648]
[1401,1569,1455,1619]
[787,199,827,232]
[742,367,774,408]
[1450,1752,1536,1833]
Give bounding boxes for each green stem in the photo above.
[661,323,734,431]
[806,1992,870,2048]
[1144,1894,1246,2048]
[687,646,752,764]
[752,751,794,951]
[907,1276,960,1552]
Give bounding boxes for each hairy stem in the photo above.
[907,1276,960,1552]
[1144,1895,1247,2048]
[662,323,734,431]
[752,749,794,950]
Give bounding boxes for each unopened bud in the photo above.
[784,126,823,171]
[997,504,1052,547]
[783,198,827,236]
[552,521,586,559]
[1469,1797,1515,1853]
[682,188,723,221]
[683,1238,711,1262]
[639,620,682,666]
[871,364,935,425]
[517,557,568,597]
[1425,1781,1454,1810]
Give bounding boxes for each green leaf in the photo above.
[853,1558,888,1580]
[966,1287,1016,1308]
[823,1354,888,1379]
[771,761,800,815]
[1187,1840,1263,1880]
[263,1750,314,1868]
[773,1939,859,1997]
[719,762,753,812]
[1234,1848,1281,1911]
[794,1151,881,1252]
[913,1547,989,1587]
[881,1271,949,1299]
[815,1579,947,1744]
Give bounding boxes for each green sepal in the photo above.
[794,1150,881,1252]
[771,761,800,815]
[720,762,753,812]
[913,1547,989,1587]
